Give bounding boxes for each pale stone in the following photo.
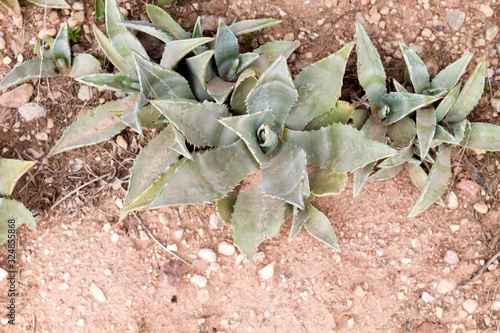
[209,212,223,229]
[353,286,365,297]
[191,274,207,287]
[463,299,478,314]
[283,32,295,41]
[199,249,217,263]
[480,4,494,17]
[68,11,85,29]
[421,28,433,38]
[218,241,235,256]
[111,233,119,242]
[446,9,466,31]
[116,135,128,150]
[77,85,92,101]
[258,262,275,280]
[435,306,443,318]
[444,250,459,265]
[486,25,499,41]
[18,102,47,121]
[0,83,33,108]
[446,191,458,210]
[0,268,7,281]
[436,279,455,294]
[473,201,488,214]
[90,282,107,302]
[72,2,84,11]
[421,292,435,303]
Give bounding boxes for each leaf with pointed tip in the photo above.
[393,80,407,93]
[152,99,238,147]
[305,101,354,131]
[95,0,105,23]
[261,142,307,209]
[68,54,101,78]
[451,120,468,143]
[380,92,441,125]
[460,122,500,151]
[408,147,452,218]
[247,41,300,76]
[229,19,281,36]
[308,167,347,197]
[0,0,20,16]
[431,53,473,90]
[387,117,416,147]
[378,145,413,168]
[431,125,458,146]
[206,77,235,104]
[34,39,54,61]
[289,205,309,242]
[0,59,59,91]
[283,123,396,173]
[160,38,214,69]
[186,50,216,101]
[146,4,190,40]
[192,17,203,38]
[149,140,259,208]
[93,26,135,75]
[445,56,486,124]
[52,21,71,69]
[216,190,238,222]
[416,108,436,160]
[304,203,340,251]
[49,96,136,156]
[133,104,164,129]
[0,199,36,243]
[77,74,139,93]
[231,181,287,258]
[28,0,69,8]
[227,52,259,81]
[435,83,460,122]
[246,56,297,134]
[400,43,429,94]
[368,164,405,181]
[286,43,354,130]
[214,20,239,76]
[355,21,387,109]
[0,159,35,196]
[121,21,173,43]
[350,108,369,130]
[230,71,257,115]
[121,93,146,134]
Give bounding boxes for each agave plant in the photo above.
[45,0,395,258]
[0,158,36,243]
[354,22,500,218]
[0,21,101,91]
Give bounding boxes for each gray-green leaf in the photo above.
[121,21,174,44]
[93,25,135,75]
[289,205,309,242]
[0,59,59,91]
[247,41,300,76]
[387,117,416,147]
[215,20,239,76]
[380,92,441,125]
[431,53,473,90]
[28,0,70,8]
[146,4,191,40]
[304,203,340,251]
[68,54,101,78]
[308,167,347,197]
[435,83,460,122]
[0,199,36,244]
[416,107,436,160]
[305,101,355,131]
[206,77,235,104]
[400,43,429,94]
[0,159,35,196]
[460,122,500,151]
[52,21,71,69]
[160,38,214,69]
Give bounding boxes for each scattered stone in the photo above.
[473,201,488,214]
[199,249,217,263]
[463,299,478,314]
[218,241,235,256]
[446,191,458,210]
[421,292,435,303]
[486,25,499,41]
[475,38,486,47]
[258,262,275,280]
[191,274,208,287]
[173,228,184,240]
[90,283,107,302]
[411,238,422,249]
[3,56,12,65]
[449,225,460,232]
[68,11,85,29]
[18,102,47,121]
[26,148,43,159]
[72,1,84,11]
[0,268,7,281]
[104,269,112,276]
[209,212,223,229]
[436,279,456,294]
[252,251,266,264]
[304,52,313,59]
[435,306,443,318]
[491,301,500,311]
[409,44,423,54]
[421,28,433,38]
[444,250,459,265]
[0,84,33,108]
[200,15,218,32]
[492,99,500,114]
[167,244,177,251]
[159,212,171,225]
[366,6,381,24]
[35,132,48,141]
[160,261,180,287]
[325,0,333,7]
[488,264,497,271]
[401,258,411,264]
[0,37,5,50]
[347,318,355,326]
[446,9,466,31]
[353,286,365,298]
[456,179,480,196]
[77,85,92,101]
[235,253,247,265]
[283,32,295,41]
[77,319,84,327]
[110,233,120,242]
[116,135,128,150]
[480,4,494,17]
[139,230,149,241]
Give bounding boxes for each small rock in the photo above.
[0,37,5,50]
[173,228,184,240]
[35,132,48,141]
[325,0,333,7]
[38,28,57,40]
[26,148,43,159]
[72,1,84,11]
[491,301,500,311]
[139,230,149,241]
[475,38,486,47]
[444,250,459,265]
[110,233,120,242]
[235,253,247,265]
[0,268,7,281]
[77,319,84,327]
[199,249,217,263]
[218,241,235,256]
[209,212,223,229]
[411,238,422,249]
[116,135,128,150]
[191,274,208,287]
[46,118,55,129]
[421,28,433,38]
[436,279,456,294]
[435,306,443,318]
[347,318,355,326]
[480,4,494,17]
[18,102,47,121]
[68,11,85,29]
[90,283,106,302]
[473,201,488,214]
[160,261,180,287]
[0,84,34,108]
[353,286,365,298]
[449,225,460,232]
[492,99,500,114]
[446,9,466,31]
[283,32,295,41]
[252,251,266,264]
[463,299,478,314]
[424,57,439,78]
[446,191,458,210]
[159,212,171,225]
[2,57,12,65]
[104,269,112,276]
[258,262,275,280]
[486,25,499,41]
[380,6,389,15]
[456,179,480,196]
[167,244,177,252]
[77,86,92,101]
[304,52,313,59]
[421,292,435,303]
[200,15,219,32]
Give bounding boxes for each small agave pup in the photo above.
[354,21,500,218]
[46,0,395,258]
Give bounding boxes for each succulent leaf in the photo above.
[416,107,436,160]
[378,145,413,168]
[408,165,444,206]
[0,199,36,243]
[77,73,139,93]
[435,83,460,122]
[186,50,216,101]
[247,41,300,76]
[121,93,146,134]
[0,159,35,196]
[52,21,72,69]
[431,125,458,146]
[400,43,429,94]
[303,203,340,251]
[286,42,354,130]
[228,19,281,36]
[380,92,441,125]
[160,37,214,69]
[451,120,468,142]
[34,39,54,61]
[0,59,59,91]
[227,53,259,81]
[28,0,70,8]
[146,4,191,40]
[393,80,407,93]
[1,0,20,16]
[460,122,500,151]
[67,54,101,78]
[230,71,257,115]
[93,26,135,75]
[121,21,174,43]
[431,53,473,90]
[387,117,416,147]
[289,205,309,242]
[206,77,235,104]
[192,17,203,38]
[95,0,105,23]
[305,101,354,131]
[308,167,347,197]
[215,20,239,76]
[368,164,405,181]
[216,190,238,222]
[350,108,369,130]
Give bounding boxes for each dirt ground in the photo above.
[1,0,500,332]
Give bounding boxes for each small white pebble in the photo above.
[111,233,119,242]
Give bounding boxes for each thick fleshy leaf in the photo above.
[160,38,214,69]
[121,93,146,134]
[28,0,69,8]
[52,21,71,69]
[435,83,460,122]
[77,74,139,93]
[186,50,216,101]
[368,164,405,181]
[305,101,355,131]
[34,39,54,61]
[304,203,340,251]
[283,123,396,173]
[0,0,20,16]
[95,0,105,23]
[289,205,309,242]
[355,21,387,109]
[247,41,300,76]
[216,190,238,222]
[49,96,137,156]
[451,120,468,142]
[0,59,59,91]
[214,20,239,76]
[0,199,36,243]
[231,181,287,258]
[192,17,203,38]
[152,99,238,147]
[380,92,441,125]
[308,167,347,196]
[93,26,134,75]
[230,71,257,115]
[431,125,458,146]
[206,77,235,104]
[146,4,190,40]
[121,21,173,44]
[393,79,407,93]
[286,43,354,130]
[378,145,413,168]
[460,123,500,151]
[149,140,259,208]
[246,56,297,133]
[400,43,429,94]
[106,0,148,70]
[227,52,259,81]
[416,108,436,160]
[408,147,452,218]
[387,117,416,147]
[0,159,35,196]
[350,108,369,130]
[445,56,486,124]
[68,54,101,78]
[261,142,307,209]
[229,19,281,36]
[431,53,473,90]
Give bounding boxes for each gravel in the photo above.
[90,283,107,302]
[199,249,217,263]
[473,201,488,214]
[18,102,47,121]
[443,250,459,265]
[463,299,478,314]
[436,279,456,294]
[191,274,208,287]
[258,262,275,280]
[0,83,33,108]
[446,191,458,210]
[421,292,435,303]
[218,241,235,256]
[486,25,499,41]
[77,85,92,101]
[446,9,466,31]
[0,268,7,281]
